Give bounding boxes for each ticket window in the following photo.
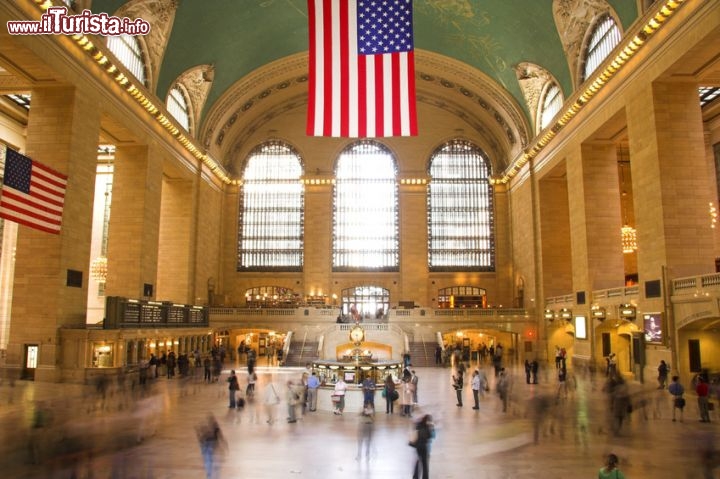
[92,343,114,368]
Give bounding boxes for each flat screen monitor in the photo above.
[574,316,587,339]
[644,312,663,343]
[343,371,355,383]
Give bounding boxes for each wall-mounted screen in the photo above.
[344,371,356,383]
[643,312,663,343]
[574,316,587,339]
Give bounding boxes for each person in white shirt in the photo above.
[334,377,348,415]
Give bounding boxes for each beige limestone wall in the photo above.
[7,86,99,381]
[573,142,625,291]
[106,144,163,299]
[399,183,428,305]
[509,179,537,303]
[627,81,714,282]
[156,177,194,303]
[538,176,572,298]
[193,178,223,305]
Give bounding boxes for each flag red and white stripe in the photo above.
[0,145,67,234]
[307,0,418,138]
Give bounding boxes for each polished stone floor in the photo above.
[0,360,718,478]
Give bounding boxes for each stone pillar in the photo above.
[627,81,714,283]
[568,142,625,293]
[399,182,427,305]
[156,178,194,303]
[6,86,100,382]
[538,174,572,297]
[105,144,163,299]
[303,183,332,298]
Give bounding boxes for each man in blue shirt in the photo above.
[306,371,321,412]
[667,375,685,422]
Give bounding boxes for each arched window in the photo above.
[582,14,621,82]
[166,86,191,132]
[539,82,563,131]
[244,286,298,308]
[237,141,304,271]
[341,285,390,320]
[428,139,494,271]
[333,141,398,271]
[437,286,487,309]
[107,34,147,85]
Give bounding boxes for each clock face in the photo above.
[350,326,364,343]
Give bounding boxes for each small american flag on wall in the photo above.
[0,144,67,234]
[307,0,418,138]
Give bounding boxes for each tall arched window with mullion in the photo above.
[167,86,191,133]
[237,141,304,271]
[582,14,621,82]
[539,82,563,131]
[106,34,147,86]
[333,141,398,271]
[428,139,494,271]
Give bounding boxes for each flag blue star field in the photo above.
[0,145,67,234]
[307,0,418,137]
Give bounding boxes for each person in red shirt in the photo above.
[696,376,711,422]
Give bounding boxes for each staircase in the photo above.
[407,341,435,367]
[283,341,319,366]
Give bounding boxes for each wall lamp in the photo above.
[559,308,572,320]
[619,304,637,319]
[543,309,555,320]
[591,306,606,320]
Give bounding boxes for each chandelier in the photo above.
[90,255,108,283]
[621,225,637,254]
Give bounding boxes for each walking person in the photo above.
[497,368,510,413]
[362,374,376,409]
[411,370,419,406]
[471,369,481,410]
[384,374,396,414]
[227,370,240,408]
[307,371,320,411]
[452,371,464,407]
[524,359,532,384]
[195,413,226,479]
[333,375,348,415]
[263,381,281,424]
[246,370,257,399]
[356,405,374,461]
[668,375,685,422]
[410,414,435,479]
[658,360,669,389]
[401,378,414,417]
[286,380,301,423]
[697,376,711,423]
[598,453,626,479]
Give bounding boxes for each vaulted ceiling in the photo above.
[89,0,640,174]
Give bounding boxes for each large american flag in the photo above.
[0,145,67,234]
[307,0,418,137]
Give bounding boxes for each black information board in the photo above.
[124,302,140,323]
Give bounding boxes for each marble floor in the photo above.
[0,361,718,479]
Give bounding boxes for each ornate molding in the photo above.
[515,62,554,135]
[552,0,613,87]
[201,50,529,167]
[114,0,179,92]
[176,64,214,135]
